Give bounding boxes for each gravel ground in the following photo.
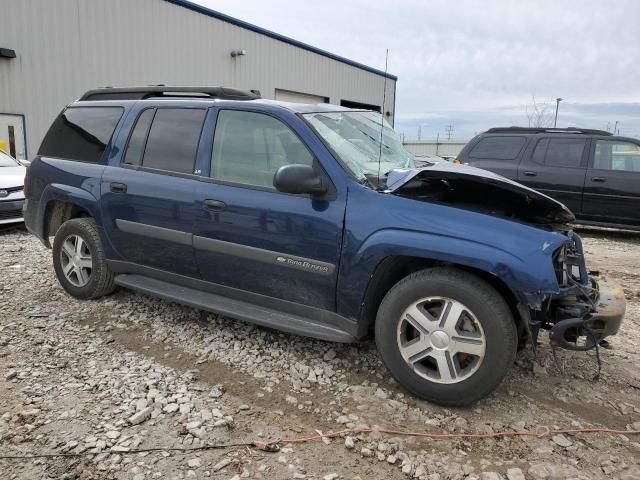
[1,224,639,480]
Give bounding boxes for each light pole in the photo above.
[554,98,563,128]
[418,123,429,140]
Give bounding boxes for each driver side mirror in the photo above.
[273,164,328,195]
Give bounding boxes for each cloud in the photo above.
[196,0,640,140]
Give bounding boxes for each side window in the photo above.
[123,109,155,166]
[594,140,640,172]
[211,110,314,188]
[468,136,526,160]
[544,138,586,168]
[141,108,206,174]
[530,138,549,164]
[38,107,124,163]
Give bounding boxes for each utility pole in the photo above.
[614,121,619,135]
[418,125,422,140]
[554,98,563,128]
[445,125,454,141]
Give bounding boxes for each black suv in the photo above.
[457,127,640,230]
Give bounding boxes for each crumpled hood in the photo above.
[0,166,26,189]
[385,162,575,225]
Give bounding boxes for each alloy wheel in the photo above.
[59,234,93,287]
[397,297,486,384]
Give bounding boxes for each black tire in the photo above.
[52,217,116,300]
[375,267,517,406]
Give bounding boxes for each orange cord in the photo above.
[252,425,640,450]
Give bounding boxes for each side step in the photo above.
[114,274,355,343]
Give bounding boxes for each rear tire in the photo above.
[375,267,517,406]
[52,218,116,300]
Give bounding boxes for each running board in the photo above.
[114,274,355,343]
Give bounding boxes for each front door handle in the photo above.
[203,199,226,211]
[523,171,537,177]
[591,176,606,182]
[110,182,127,193]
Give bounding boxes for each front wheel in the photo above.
[375,267,517,406]
[52,218,116,300]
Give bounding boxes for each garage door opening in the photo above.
[274,89,328,104]
[339,100,381,113]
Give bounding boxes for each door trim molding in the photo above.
[115,219,192,246]
[115,218,336,276]
[193,235,335,275]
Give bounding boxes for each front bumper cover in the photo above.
[0,198,25,225]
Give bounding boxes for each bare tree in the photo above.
[525,95,554,128]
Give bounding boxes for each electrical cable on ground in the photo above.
[252,425,640,450]
[0,442,252,460]
[0,425,638,460]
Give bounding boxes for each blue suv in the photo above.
[23,87,625,405]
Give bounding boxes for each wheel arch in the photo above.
[39,185,100,247]
[359,256,528,344]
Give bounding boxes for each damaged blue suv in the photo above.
[24,87,625,405]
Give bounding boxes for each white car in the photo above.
[0,150,26,225]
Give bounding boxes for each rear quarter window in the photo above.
[38,107,124,163]
[468,136,526,160]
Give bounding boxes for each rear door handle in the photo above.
[203,199,226,211]
[110,182,127,193]
[591,176,606,182]
[523,171,537,177]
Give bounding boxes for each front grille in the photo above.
[3,185,23,194]
[0,209,23,220]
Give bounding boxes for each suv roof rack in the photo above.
[486,126,612,136]
[79,86,261,101]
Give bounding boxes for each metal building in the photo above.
[403,140,468,158]
[0,0,397,161]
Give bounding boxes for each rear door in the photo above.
[101,105,207,277]
[464,135,527,179]
[516,136,588,214]
[192,107,346,310]
[582,138,640,227]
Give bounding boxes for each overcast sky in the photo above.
[198,0,640,140]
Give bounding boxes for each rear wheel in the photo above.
[52,218,116,300]
[375,267,517,406]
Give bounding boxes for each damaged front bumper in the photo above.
[536,232,626,351]
[586,276,626,338]
[549,276,626,350]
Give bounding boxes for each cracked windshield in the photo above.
[304,111,420,185]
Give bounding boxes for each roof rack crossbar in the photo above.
[79,86,261,102]
[486,126,612,136]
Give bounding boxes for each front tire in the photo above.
[52,218,116,300]
[375,267,517,406]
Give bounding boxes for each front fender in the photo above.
[337,228,565,320]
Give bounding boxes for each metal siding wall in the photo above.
[0,0,395,157]
[403,142,468,157]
